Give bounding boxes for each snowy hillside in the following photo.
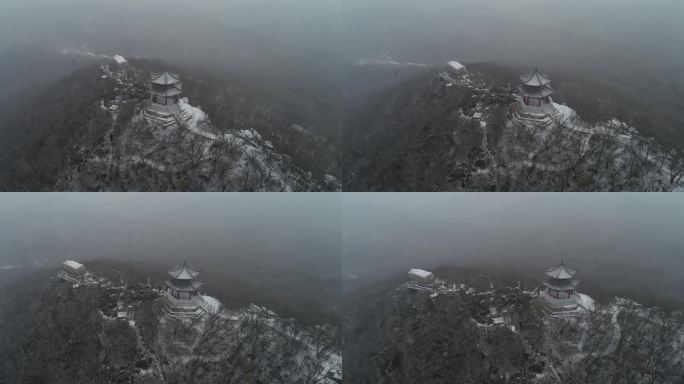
[0,49,340,191]
[345,271,684,383]
[344,63,684,191]
[0,261,342,384]
[55,57,333,191]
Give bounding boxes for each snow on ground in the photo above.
[358,54,432,68]
[176,99,293,190]
[61,47,111,59]
[178,98,209,134]
[201,295,222,315]
[552,102,576,122]
[577,293,595,312]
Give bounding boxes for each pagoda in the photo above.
[540,260,581,317]
[520,67,554,107]
[143,71,189,128]
[150,71,183,107]
[163,261,204,318]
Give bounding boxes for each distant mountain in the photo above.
[343,63,684,191]
[344,271,684,383]
[0,53,340,191]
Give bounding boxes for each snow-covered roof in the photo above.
[63,260,84,270]
[520,67,551,87]
[447,60,466,72]
[112,55,127,65]
[408,268,434,279]
[545,261,577,279]
[151,83,183,97]
[543,279,578,290]
[168,261,200,280]
[521,85,554,98]
[166,279,203,291]
[151,71,181,85]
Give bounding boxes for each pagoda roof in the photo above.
[151,71,181,85]
[151,83,183,97]
[543,279,579,290]
[168,261,200,280]
[166,279,203,291]
[520,67,552,87]
[545,261,577,279]
[521,85,554,98]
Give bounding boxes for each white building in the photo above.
[447,60,467,75]
[58,260,86,283]
[408,268,435,284]
[112,55,127,66]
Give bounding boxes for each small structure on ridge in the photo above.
[58,260,86,283]
[447,60,467,76]
[408,268,435,284]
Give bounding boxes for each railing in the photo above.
[164,292,202,309]
[541,293,578,307]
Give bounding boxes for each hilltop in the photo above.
[0,51,340,191]
[0,260,342,383]
[343,62,684,191]
[344,269,684,383]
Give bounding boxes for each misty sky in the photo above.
[1,193,683,310]
[0,193,341,275]
[2,0,682,80]
[342,193,684,308]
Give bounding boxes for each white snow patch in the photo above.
[577,293,595,311]
[178,98,209,133]
[112,55,127,65]
[201,295,223,315]
[63,260,84,270]
[553,102,577,122]
[358,53,431,68]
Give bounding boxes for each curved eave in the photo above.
[545,263,577,279]
[167,263,200,280]
[151,87,183,97]
[166,280,204,291]
[151,71,181,85]
[543,279,579,290]
[520,70,552,87]
[521,85,554,98]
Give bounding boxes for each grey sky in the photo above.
[342,193,684,308]
[0,193,341,275]
[1,193,683,310]
[2,0,681,76]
